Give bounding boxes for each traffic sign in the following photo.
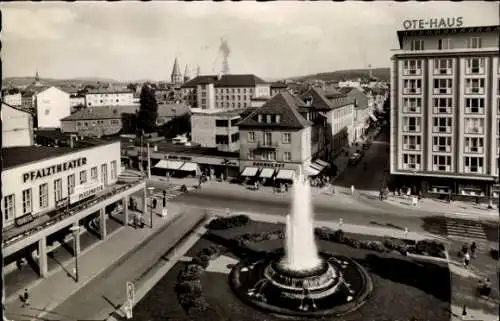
[126,281,135,304]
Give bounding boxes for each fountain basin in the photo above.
[229,250,373,318]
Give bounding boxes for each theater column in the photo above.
[123,197,129,226]
[38,237,48,278]
[142,188,147,216]
[99,208,107,240]
[73,222,81,255]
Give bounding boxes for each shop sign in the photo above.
[70,183,105,204]
[56,198,69,209]
[23,157,87,183]
[252,162,285,168]
[402,17,463,30]
[15,213,35,227]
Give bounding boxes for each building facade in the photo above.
[2,102,34,148]
[190,109,242,153]
[36,86,71,129]
[85,89,135,107]
[270,82,289,97]
[3,93,22,106]
[390,25,500,199]
[181,74,271,110]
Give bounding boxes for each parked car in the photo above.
[348,152,362,165]
[363,143,371,150]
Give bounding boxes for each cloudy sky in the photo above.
[2,1,498,81]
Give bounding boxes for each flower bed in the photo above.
[206,215,250,230]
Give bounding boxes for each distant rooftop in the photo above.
[190,108,245,117]
[2,139,118,170]
[86,88,134,95]
[132,140,239,159]
[182,74,267,88]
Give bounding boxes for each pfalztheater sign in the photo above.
[23,157,87,183]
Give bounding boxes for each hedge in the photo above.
[206,215,250,230]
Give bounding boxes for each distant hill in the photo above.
[2,77,122,88]
[289,68,390,82]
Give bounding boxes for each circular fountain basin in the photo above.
[229,250,373,318]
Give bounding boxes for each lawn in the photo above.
[132,220,452,321]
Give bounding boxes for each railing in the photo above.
[3,179,146,247]
[256,141,279,149]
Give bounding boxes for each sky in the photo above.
[2,1,498,82]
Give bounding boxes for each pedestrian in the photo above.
[22,289,29,307]
[351,185,355,195]
[331,184,335,194]
[464,252,471,268]
[470,242,477,258]
[285,183,288,192]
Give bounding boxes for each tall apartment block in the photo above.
[390,25,500,201]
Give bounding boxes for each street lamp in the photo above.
[147,187,155,229]
[69,225,81,282]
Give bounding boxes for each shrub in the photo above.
[344,237,361,249]
[188,297,210,313]
[176,280,203,297]
[491,248,499,260]
[192,254,210,269]
[359,240,387,252]
[180,184,188,192]
[206,215,250,230]
[333,229,345,243]
[179,264,204,281]
[415,239,446,257]
[314,227,330,240]
[383,238,408,253]
[199,245,224,259]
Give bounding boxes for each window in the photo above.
[403,98,421,113]
[465,118,485,134]
[261,151,276,161]
[110,120,120,126]
[466,58,485,75]
[22,188,32,215]
[465,78,485,94]
[467,37,482,49]
[91,166,98,181]
[403,60,422,75]
[433,117,453,133]
[403,79,422,94]
[402,154,421,170]
[111,161,117,180]
[248,132,255,143]
[402,116,421,132]
[54,179,63,202]
[101,164,108,185]
[231,132,239,142]
[438,38,451,50]
[410,39,424,51]
[263,132,272,146]
[215,135,229,144]
[465,137,484,153]
[282,132,291,144]
[465,98,485,114]
[433,136,452,152]
[283,152,292,161]
[67,174,76,195]
[201,99,206,105]
[248,151,254,160]
[465,157,483,173]
[402,135,421,150]
[433,98,453,114]
[433,155,452,172]
[79,170,87,185]
[433,59,452,75]
[39,183,49,208]
[257,115,263,123]
[433,78,452,95]
[3,194,15,222]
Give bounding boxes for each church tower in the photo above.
[183,64,190,82]
[171,57,183,84]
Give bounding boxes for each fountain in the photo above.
[229,167,373,318]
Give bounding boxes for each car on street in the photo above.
[363,142,371,150]
[348,152,362,165]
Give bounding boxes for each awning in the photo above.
[154,160,184,170]
[276,169,295,180]
[241,167,259,177]
[369,112,378,122]
[259,168,275,178]
[306,167,320,176]
[310,163,324,171]
[180,162,199,172]
[314,159,329,168]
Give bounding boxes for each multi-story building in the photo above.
[238,92,329,180]
[85,89,135,107]
[190,109,243,153]
[2,102,34,147]
[2,93,22,106]
[181,74,270,109]
[36,86,71,129]
[337,87,378,141]
[390,24,500,200]
[270,82,289,97]
[70,94,86,109]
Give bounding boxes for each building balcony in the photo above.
[403,144,421,151]
[433,126,452,134]
[433,68,453,76]
[402,69,422,76]
[433,107,452,114]
[465,107,484,114]
[465,88,485,95]
[402,163,421,170]
[403,125,421,133]
[464,167,483,174]
[402,88,421,95]
[433,165,451,172]
[464,68,485,75]
[432,88,452,95]
[403,106,421,113]
[465,127,484,135]
[256,141,279,150]
[464,146,484,154]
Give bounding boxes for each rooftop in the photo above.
[190,108,246,117]
[270,82,288,88]
[128,140,239,159]
[86,89,134,95]
[182,74,268,88]
[2,140,118,170]
[238,92,312,129]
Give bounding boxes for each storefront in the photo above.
[1,141,121,229]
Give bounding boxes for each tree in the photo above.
[137,84,158,134]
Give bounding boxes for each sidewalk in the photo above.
[4,202,185,321]
[383,195,499,222]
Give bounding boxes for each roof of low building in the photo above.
[86,88,134,95]
[191,108,245,117]
[301,87,353,111]
[182,74,267,88]
[1,101,33,115]
[238,92,312,129]
[157,103,190,118]
[61,106,139,121]
[2,139,118,170]
[270,81,288,89]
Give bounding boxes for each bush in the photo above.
[188,297,210,313]
[359,240,387,252]
[199,245,224,259]
[333,229,345,243]
[179,264,204,281]
[176,280,203,297]
[314,227,331,240]
[344,237,361,249]
[192,254,210,269]
[206,215,250,230]
[383,238,408,253]
[414,239,446,257]
[180,184,188,192]
[491,248,499,260]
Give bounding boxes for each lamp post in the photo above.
[69,225,81,282]
[147,187,155,228]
